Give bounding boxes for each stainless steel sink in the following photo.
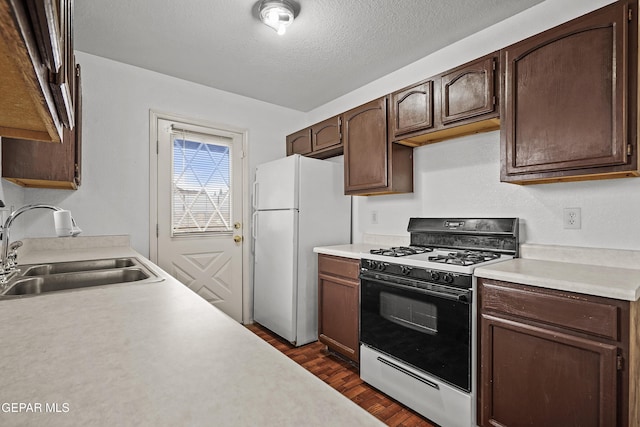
[21,258,136,276]
[0,257,163,298]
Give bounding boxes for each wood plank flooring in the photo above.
[246,323,436,427]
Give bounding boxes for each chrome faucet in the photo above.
[0,204,81,283]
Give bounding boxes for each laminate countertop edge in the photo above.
[0,237,384,427]
[313,243,383,259]
[475,258,640,301]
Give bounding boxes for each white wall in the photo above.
[307,0,640,250]
[2,0,638,257]
[354,131,640,250]
[3,52,305,256]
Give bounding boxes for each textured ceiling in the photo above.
[74,0,545,112]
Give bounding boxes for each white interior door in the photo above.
[154,118,244,322]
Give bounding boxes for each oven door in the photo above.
[360,272,471,392]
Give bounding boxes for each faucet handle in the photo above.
[9,241,23,252]
[6,240,22,269]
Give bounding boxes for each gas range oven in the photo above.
[359,218,519,427]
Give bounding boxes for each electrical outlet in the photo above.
[563,207,581,229]
[371,210,378,224]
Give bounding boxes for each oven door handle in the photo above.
[360,274,471,303]
[376,356,440,390]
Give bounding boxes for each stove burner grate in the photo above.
[428,251,501,266]
[370,246,433,257]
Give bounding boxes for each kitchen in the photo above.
[1,0,640,426]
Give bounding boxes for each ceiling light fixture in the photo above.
[258,0,296,36]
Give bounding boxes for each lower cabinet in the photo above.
[477,278,636,427]
[317,254,360,363]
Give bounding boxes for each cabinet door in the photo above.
[389,79,434,139]
[501,0,637,183]
[318,254,360,362]
[50,0,74,129]
[0,0,64,142]
[26,0,74,129]
[1,62,81,190]
[311,115,341,153]
[343,97,388,193]
[286,128,312,156]
[73,62,82,186]
[318,274,359,362]
[480,313,618,427]
[440,55,496,125]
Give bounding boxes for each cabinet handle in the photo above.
[617,355,624,370]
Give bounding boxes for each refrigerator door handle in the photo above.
[252,181,259,210]
[252,211,258,260]
[252,211,258,240]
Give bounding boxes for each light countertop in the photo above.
[313,233,409,259]
[314,241,640,301]
[313,243,382,259]
[475,243,640,301]
[0,236,383,426]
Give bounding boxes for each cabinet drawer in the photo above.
[479,279,622,341]
[318,254,359,281]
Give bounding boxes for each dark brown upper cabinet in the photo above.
[286,115,343,159]
[0,0,75,143]
[310,115,343,158]
[3,63,82,189]
[390,53,500,147]
[343,97,413,195]
[389,79,434,139]
[285,128,312,156]
[440,55,497,125]
[501,0,639,184]
[1,0,81,190]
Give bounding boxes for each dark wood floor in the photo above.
[246,323,436,427]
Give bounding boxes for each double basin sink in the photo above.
[0,257,163,298]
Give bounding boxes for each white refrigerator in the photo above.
[252,154,351,346]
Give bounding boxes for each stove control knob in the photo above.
[375,262,387,271]
[442,274,454,284]
[429,271,440,281]
[364,260,376,270]
[400,266,412,276]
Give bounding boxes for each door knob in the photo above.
[233,235,243,243]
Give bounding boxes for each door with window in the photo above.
[154,117,244,321]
